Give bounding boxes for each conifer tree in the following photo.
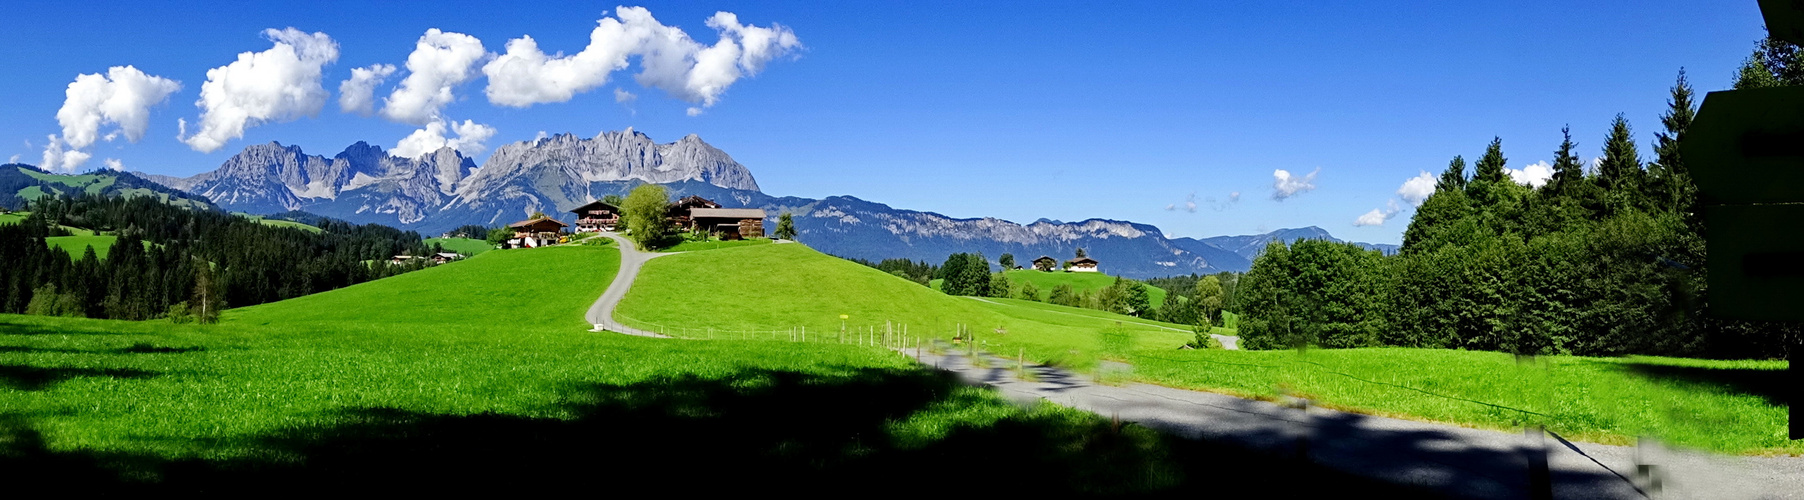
[1545,126,1583,196]
[1733,55,1781,89]
[1436,156,1468,192]
[1472,137,1509,186]
[1652,69,1697,212]
[1597,115,1642,205]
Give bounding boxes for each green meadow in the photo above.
[0,211,25,225]
[620,243,1793,456]
[617,243,1197,370]
[423,236,493,255]
[661,237,771,253]
[0,243,1427,494]
[1002,269,1168,304]
[232,213,324,234]
[44,235,141,259]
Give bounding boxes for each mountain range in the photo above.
[120,130,1395,278]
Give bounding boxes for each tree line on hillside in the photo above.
[1236,55,1801,359]
[0,194,432,322]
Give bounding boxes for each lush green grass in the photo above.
[20,167,115,194]
[17,185,48,201]
[232,213,323,234]
[661,237,772,253]
[424,237,493,255]
[620,243,1790,456]
[1131,347,1793,455]
[5,244,1385,494]
[0,212,24,225]
[618,243,1196,369]
[1000,269,1167,304]
[44,235,146,259]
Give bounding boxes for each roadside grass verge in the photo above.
[1131,347,1794,455]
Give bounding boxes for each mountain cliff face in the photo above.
[142,129,1393,278]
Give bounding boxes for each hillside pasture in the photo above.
[424,237,493,256]
[0,211,24,225]
[2,243,1406,495]
[233,213,323,234]
[44,235,146,260]
[618,243,1195,369]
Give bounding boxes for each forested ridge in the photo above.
[0,194,431,321]
[1235,50,1803,359]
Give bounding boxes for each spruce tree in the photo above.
[1436,156,1468,192]
[1652,69,1697,212]
[1597,114,1642,197]
[1733,54,1781,89]
[1546,126,1583,196]
[1472,137,1509,186]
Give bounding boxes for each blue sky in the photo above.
[0,1,1770,243]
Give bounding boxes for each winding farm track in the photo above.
[585,232,674,338]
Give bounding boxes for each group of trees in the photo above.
[1039,277,1154,317]
[937,253,1008,298]
[847,257,937,285]
[1,194,432,322]
[1147,274,1234,327]
[1236,58,1800,358]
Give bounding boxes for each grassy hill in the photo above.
[46,235,122,259]
[618,243,1198,369]
[424,237,493,256]
[3,165,213,210]
[932,270,1167,305]
[233,213,324,234]
[619,243,1795,456]
[2,243,1337,493]
[0,211,24,225]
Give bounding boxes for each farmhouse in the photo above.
[689,208,767,240]
[667,195,721,229]
[1033,256,1058,271]
[431,252,463,264]
[506,217,567,248]
[1067,257,1100,273]
[569,200,620,233]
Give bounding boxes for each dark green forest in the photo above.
[1235,45,1804,359]
[1,195,431,322]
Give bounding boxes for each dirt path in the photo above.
[907,345,1804,500]
[585,232,675,338]
[963,296,1240,350]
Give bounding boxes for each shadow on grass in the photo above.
[0,366,1442,497]
[0,364,159,391]
[0,343,204,355]
[0,318,141,336]
[1618,361,1789,406]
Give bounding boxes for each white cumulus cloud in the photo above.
[1353,200,1402,227]
[482,6,799,112]
[1506,161,1555,188]
[40,135,91,172]
[614,87,636,103]
[103,158,123,171]
[393,119,497,159]
[182,28,339,153]
[1271,168,1319,201]
[1397,171,1437,206]
[43,66,180,171]
[381,29,487,125]
[338,63,397,115]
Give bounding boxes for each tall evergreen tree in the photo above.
[1471,137,1509,186]
[1436,156,1468,192]
[1545,126,1583,196]
[1597,114,1642,198]
[1733,55,1782,89]
[1652,69,1697,212]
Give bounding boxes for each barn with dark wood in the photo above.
[688,208,767,240]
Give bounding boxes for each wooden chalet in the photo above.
[1066,257,1100,273]
[666,195,722,228]
[431,252,463,264]
[568,200,621,232]
[688,208,767,240]
[506,217,568,248]
[1032,255,1058,272]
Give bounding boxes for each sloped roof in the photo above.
[507,217,568,229]
[1068,257,1099,265]
[690,208,767,219]
[569,199,620,214]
